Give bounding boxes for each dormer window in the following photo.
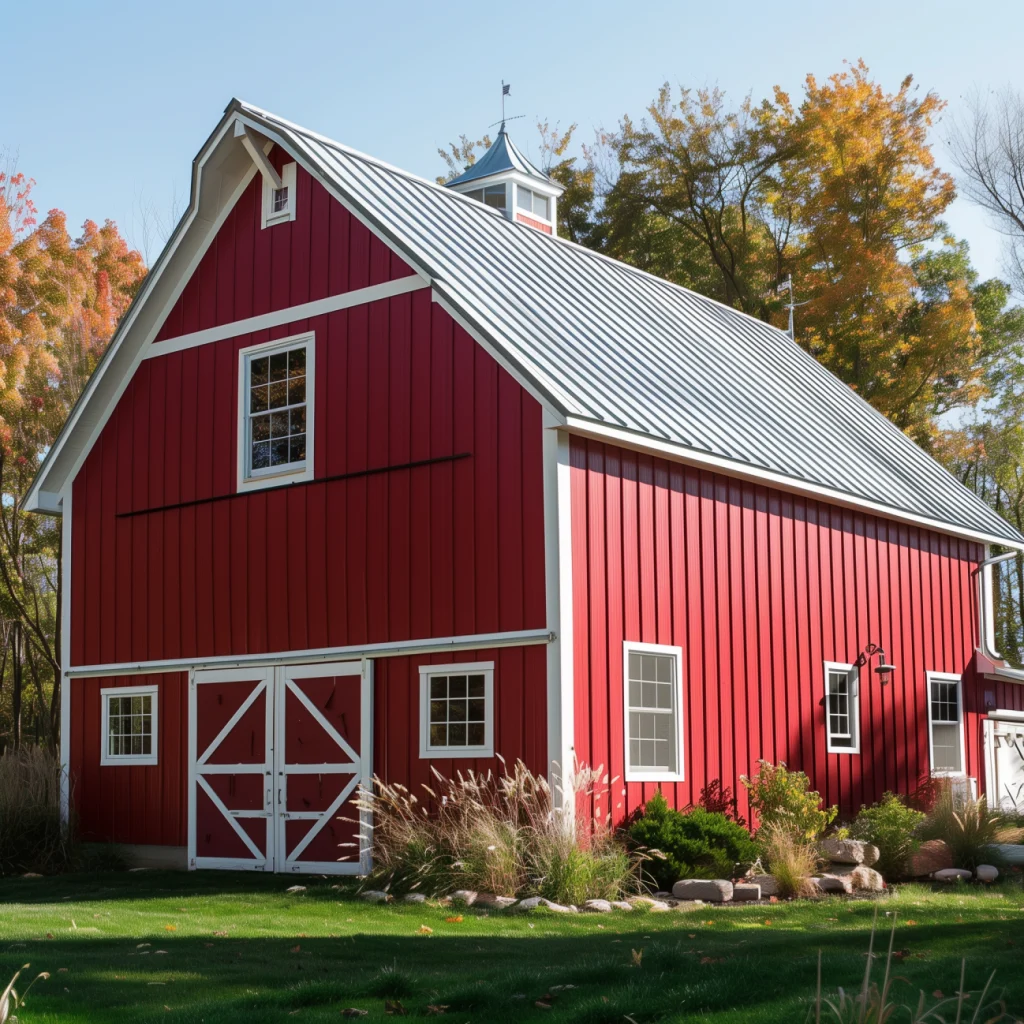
[464,184,507,212]
[262,162,297,228]
[516,186,550,221]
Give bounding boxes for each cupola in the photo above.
[445,123,564,236]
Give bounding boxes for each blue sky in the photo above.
[6,0,1023,280]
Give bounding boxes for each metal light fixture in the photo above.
[855,643,896,684]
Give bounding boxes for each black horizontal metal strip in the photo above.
[116,452,472,519]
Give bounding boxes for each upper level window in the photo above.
[516,186,550,221]
[824,662,859,753]
[928,673,965,775]
[262,161,297,228]
[464,184,506,212]
[101,684,159,766]
[237,335,315,491]
[623,641,685,781]
[419,662,494,758]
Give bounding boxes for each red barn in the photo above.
[26,100,1024,873]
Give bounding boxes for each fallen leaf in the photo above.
[769,896,778,904]
[290,944,301,953]
[534,1001,551,1010]
[164,925,177,932]
[384,999,407,1016]
[46,932,54,939]
[213,930,229,937]
[58,968,68,973]
[687,933,696,938]
[763,919,772,926]
[418,925,433,934]
[631,948,643,968]
[906,919,918,926]
[933,990,944,999]
[444,915,463,923]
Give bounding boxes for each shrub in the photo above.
[0,747,75,876]
[628,791,759,890]
[919,784,1024,872]
[356,760,641,904]
[850,792,925,880]
[740,760,836,840]
[758,821,819,898]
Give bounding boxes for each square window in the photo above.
[420,663,494,758]
[239,337,314,490]
[101,686,158,766]
[624,643,684,781]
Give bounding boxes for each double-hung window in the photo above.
[238,335,314,491]
[623,641,685,782]
[419,662,495,758]
[824,662,860,753]
[100,684,159,766]
[927,672,965,776]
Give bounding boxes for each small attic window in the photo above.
[262,162,297,228]
[464,184,506,212]
[517,186,550,221]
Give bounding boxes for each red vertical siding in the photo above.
[570,436,1004,823]
[154,149,415,346]
[70,674,189,846]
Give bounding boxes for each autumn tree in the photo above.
[0,166,145,750]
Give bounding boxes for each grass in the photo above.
[0,871,1021,1022]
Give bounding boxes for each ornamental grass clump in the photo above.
[919,784,1024,873]
[355,759,641,904]
[759,821,819,899]
[0,747,75,876]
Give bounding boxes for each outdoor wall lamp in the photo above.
[855,643,896,683]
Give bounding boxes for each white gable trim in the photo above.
[565,417,1024,552]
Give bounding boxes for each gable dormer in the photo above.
[444,124,564,236]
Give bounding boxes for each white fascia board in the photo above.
[564,417,1024,553]
[448,168,564,199]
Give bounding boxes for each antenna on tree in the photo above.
[776,275,809,340]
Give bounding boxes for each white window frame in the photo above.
[824,661,861,755]
[236,332,315,493]
[623,640,685,783]
[262,161,297,228]
[100,684,159,766]
[419,662,495,759]
[927,671,967,778]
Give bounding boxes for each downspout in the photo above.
[976,547,1017,663]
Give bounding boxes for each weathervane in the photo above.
[489,81,525,132]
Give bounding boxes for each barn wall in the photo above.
[71,289,546,667]
[153,147,415,345]
[569,436,1021,823]
[69,674,189,846]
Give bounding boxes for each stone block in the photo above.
[732,883,761,901]
[818,838,866,864]
[581,899,613,913]
[975,864,999,882]
[861,844,881,867]
[932,868,972,882]
[747,874,778,897]
[671,879,734,902]
[514,896,576,912]
[814,874,854,894]
[827,864,884,891]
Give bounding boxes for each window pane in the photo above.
[429,700,446,723]
[468,675,485,697]
[448,676,467,698]
[252,441,271,469]
[252,414,271,442]
[517,187,532,210]
[288,348,306,374]
[430,724,447,747]
[468,699,485,722]
[270,411,290,438]
[272,186,289,213]
[269,352,288,381]
[288,377,306,405]
[448,723,467,746]
[250,386,269,413]
[932,722,962,772]
[268,381,288,409]
[289,435,306,462]
[467,723,485,746]
[251,357,269,386]
[534,194,550,219]
[449,700,467,722]
[466,189,483,202]
[430,677,447,699]
[483,185,506,210]
[628,679,641,707]
[270,439,289,466]
[290,408,306,434]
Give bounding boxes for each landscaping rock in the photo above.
[631,897,672,911]
[827,864,885,892]
[582,899,614,913]
[450,889,478,906]
[748,874,778,897]
[671,879,734,902]
[932,868,972,882]
[402,893,428,903]
[989,843,1024,866]
[514,896,576,913]
[813,874,854,894]
[732,883,761,901]
[976,864,999,882]
[818,838,866,864]
[359,890,391,903]
[476,894,517,909]
[610,901,634,911]
[861,844,881,868]
[908,839,953,877]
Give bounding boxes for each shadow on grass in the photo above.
[3,916,1021,1024]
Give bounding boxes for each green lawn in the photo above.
[0,872,1021,1023]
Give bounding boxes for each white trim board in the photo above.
[65,627,554,679]
[563,417,1024,552]
[147,275,428,360]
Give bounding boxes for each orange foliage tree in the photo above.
[0,167,145,749]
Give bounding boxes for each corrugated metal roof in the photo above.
[446,126,553,187]
[239,101,1024,547]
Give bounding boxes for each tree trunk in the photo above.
[11,622,22,750]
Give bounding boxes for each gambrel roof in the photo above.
[25,99,1024,550]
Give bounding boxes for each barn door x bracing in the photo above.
[188,662,373,873]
